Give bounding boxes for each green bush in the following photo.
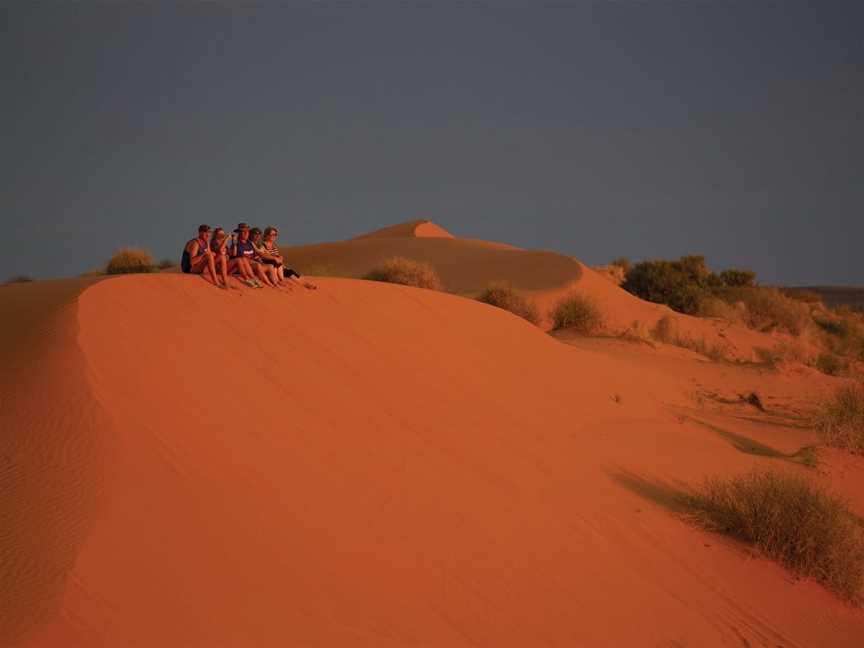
[622,260,706,314]
[550,292,603,333]
[105,247,155,275]
[610,257,631,274]
[689,469,864,602]
[476,283,539,325]
[811,384,864,454]
[362,257,442,291]
[719,268,757,288]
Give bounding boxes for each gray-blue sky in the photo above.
[2,1,861,284]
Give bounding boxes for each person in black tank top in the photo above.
[181,224,225,288]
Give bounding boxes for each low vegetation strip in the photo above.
[688,469,864,603]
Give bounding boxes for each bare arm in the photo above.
[187,240,210,265]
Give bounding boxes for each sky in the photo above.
[1,1,861,284]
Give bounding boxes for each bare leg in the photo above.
[218,254,230,287]
[255,263,276,287]
[285,269,317,290]
[241,259,255,282]
[206,253,224,287]
[227,258,248,285]
[192,259,220,287]
[203,264,219,287]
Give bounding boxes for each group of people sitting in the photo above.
[181,223,316,290]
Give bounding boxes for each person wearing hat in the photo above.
[181,224,224,288]
[231,223,276,287]
[210,227,260,288]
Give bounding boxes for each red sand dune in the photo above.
[286,221,806,362]
[353,219,456,240]
[2,274,862,647]
[284,236,579,295]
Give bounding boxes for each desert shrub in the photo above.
[650,315,730,361]
[550,292,603,333]
[651,315,676,344]
[610,257,631,274]
[157,258,175,270]
[675,255,714,286]
[811,384,864,454]
[5,275,33,284]
[622,260,706,314]
[784,290,824,305]
[718,286,809,335]
[754,339,808,366]
[476,283,539,325]
[106,247,155,275]
[697,295,745,324]
[688,469,864,602]
[815,315,864,361]
[719,268,757,288]
[362,257,442,291]
[815,353,846,376]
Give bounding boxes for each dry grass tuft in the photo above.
[723,287,810,335]
[815,353,847,376]
[550,292,603,333]
[811,384,864,454]
[688,469,864,602]
[651,316,731,361]
[754,339,808,366]
[157,259,176,270]
[363,257,442,291]
[476,283,539,325]
[106,247,155,275]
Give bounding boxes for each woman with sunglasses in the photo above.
[260,226,317,290]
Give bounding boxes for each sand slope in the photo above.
[284,221,796,362]
[285,236,581,295]
[0,279,113,646]
[4,275,861,647]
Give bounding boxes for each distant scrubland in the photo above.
[615,255,864,376]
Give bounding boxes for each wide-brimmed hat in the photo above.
[233,222,250,233]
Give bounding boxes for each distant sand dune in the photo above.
[286,236,580,295]
[286,221,796,362]
[353,219,455,240]
[1,274,860,647]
